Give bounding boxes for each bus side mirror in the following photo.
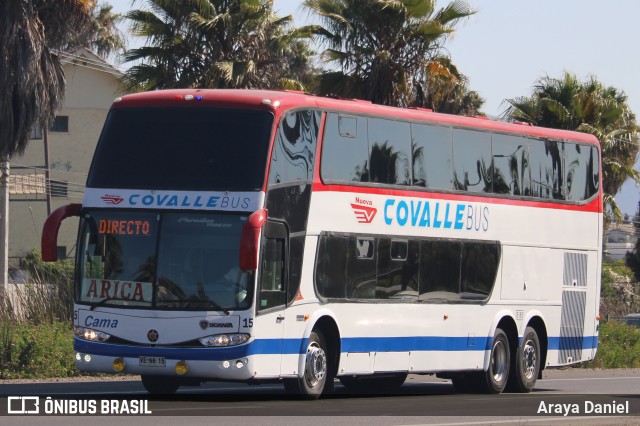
[41,204,82,261]
[239,209,268,270]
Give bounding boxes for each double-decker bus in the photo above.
[42,89,602,398]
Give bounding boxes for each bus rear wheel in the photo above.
[284,330,332,399]
[475,328,510,394]
[141,375,180,395]
[507,326,540,393]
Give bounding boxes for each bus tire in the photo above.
[507,326,540,393]
[284,330,331,399]
[339,373,407,392]
[476,328,510,394]
[141,375,180,395]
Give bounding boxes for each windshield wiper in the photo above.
[177,300,231,315]
[89,298,152,311]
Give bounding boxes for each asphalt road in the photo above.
[1,369,639,425]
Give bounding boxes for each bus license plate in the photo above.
[139,356,166,367]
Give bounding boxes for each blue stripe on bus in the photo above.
[75,335,599,361]
[341,336,491,352]
[548,335,598,350]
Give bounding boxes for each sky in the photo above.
[110,0,640,217]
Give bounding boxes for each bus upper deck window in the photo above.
[338,115,357,138]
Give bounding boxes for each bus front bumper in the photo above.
[74,338,256,380]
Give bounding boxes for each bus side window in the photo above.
[259,237,286,311]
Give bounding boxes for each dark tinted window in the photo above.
[77,211,254,311]
[321,113,369,182]
[565,143,600,201]
[315,234,348,298]
[347,236,376,299]
[156,213,251,310]
[391,239,408,260]
[587,146,600,199]
[412,124,453,189]
[460,242,500,299]
[269,110,320,185]
[492,134,530,196]
[419,240,461,300]
[376,239,399,299]
[258,237,286,310]
[287,236,304,304]
[368,119,411,185]
[88,107,273,191]
[530,139,564,199]
[316,233,498,303]
[453,129,492,193]
[375,238,418,299]
[397,240,419,299]
[78,211,160,306]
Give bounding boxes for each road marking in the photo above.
[540,376,640,382]
[402,416,639,426]
[150,405,267,412]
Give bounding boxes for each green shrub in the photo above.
[588,321,640,368]
[0,320,78,379]
[2,249,76,324]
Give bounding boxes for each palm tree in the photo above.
[0,0,94,158]
[504,72,640,222]
[413,56,484,116]
[122,0,313,91]
[66,1,127,61]
[302,0,475,106]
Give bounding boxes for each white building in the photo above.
[9,47,122,264]
[604,223,637,261]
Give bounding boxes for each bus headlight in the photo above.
[199,333,249,347]
[74,326,111,342]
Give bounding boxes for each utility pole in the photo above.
[44,129,51,216]
[0,157,9,300]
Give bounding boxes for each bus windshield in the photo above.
[87,107,274,191]
[77,210,253,311]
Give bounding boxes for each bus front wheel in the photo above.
[284,330,332,399]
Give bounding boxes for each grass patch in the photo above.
[587,320,640,368]
[0,320,77,379]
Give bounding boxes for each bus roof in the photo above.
[112,89,600,146]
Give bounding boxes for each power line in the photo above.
[12,163,89,178]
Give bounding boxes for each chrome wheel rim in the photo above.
[491,339,507,383]
[523,339,537,380]
[305,341,326,388]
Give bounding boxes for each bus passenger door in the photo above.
[254,221,288,376]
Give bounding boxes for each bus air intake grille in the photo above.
[558,290,586,364]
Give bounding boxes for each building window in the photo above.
[9,174,46,194]
[50,180,68,197]
[50,116,69,132]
